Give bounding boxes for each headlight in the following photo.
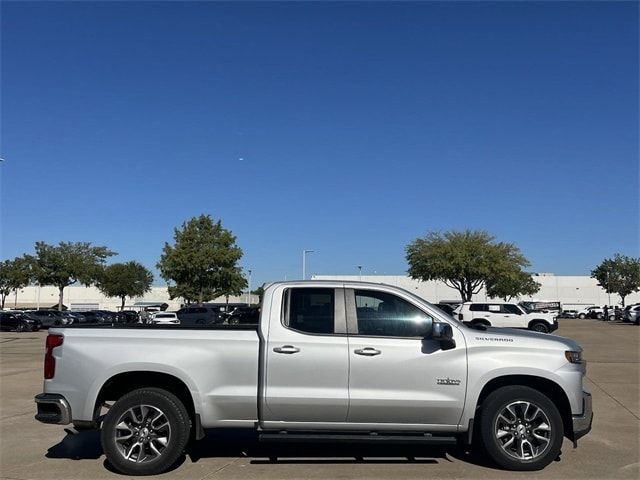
[565,350,583,363]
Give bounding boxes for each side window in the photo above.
[285,288,335,334]
[488,305,501,313]
[353,290,432,337]
[469,304,486,312]
[503,304,523,315]
[196,307,207,314]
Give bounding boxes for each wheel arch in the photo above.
[93,371,200,437]
[475,374,574,440]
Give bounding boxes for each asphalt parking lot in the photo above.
[1,319,638,480]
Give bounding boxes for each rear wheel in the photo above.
[101,388,191,476]
[578,314,586,319]
[529,322,550,333]
[15,324,26,332]
[479,386,563,471]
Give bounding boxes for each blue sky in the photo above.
[1,1,638,286]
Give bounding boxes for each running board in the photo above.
[259,432,457,445]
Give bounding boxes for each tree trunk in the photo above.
[121,296,126,310]
[0,295,5,309]
[198,288,203,306]
[621,296,626,307]
[58,286,64,311]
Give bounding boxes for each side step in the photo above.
[259,432,457,446]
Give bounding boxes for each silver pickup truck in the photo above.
[35,280,592,475]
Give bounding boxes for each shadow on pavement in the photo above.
[45,428,495,469]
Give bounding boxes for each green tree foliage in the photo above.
[251,285,265,303]
[157,215,246,304]
[406,230,531,302]
[31,241,116,310]
[0,256,33,309]
[485,269,541,301]
[97,261,154,310]
[591,253,640,306]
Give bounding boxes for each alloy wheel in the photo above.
[494,401,552,461]
[113,404,171,463]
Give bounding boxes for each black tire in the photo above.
[578,314,586,319]
[101,388,191,476]
[529,322,550,333]
[471,319,491,327]
[15,324,26,333]
[228,316,240,325]
[479,385,563,471]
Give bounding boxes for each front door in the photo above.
[263,287,349,426]
[345,288,467,428]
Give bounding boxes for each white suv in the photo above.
[455,302,558,333]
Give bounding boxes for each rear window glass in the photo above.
[285,288,335,334]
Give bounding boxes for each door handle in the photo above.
[354,347,381,356]
[273,345,300,354]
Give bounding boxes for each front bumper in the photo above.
[550,320,559,332]
[572,390,593,445]
[35,393,71,425]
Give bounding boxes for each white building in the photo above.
[3,285,259,311]
[4,274,637,312]
[312,274,640,309]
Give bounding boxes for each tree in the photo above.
[0,256,32,309]
[251,286,265,303]
[96,261,154,310]
[31,241,116,310]
[591,253,640,306]
[485,269,540,301]
[406,230,531,302]
[157,215,246,304]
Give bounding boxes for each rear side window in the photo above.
[285,288,335,334]
[469,304,487,312]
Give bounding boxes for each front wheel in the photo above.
[479,385,563,471]
[101,388,191,476]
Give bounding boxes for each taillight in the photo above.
[458,313,464,321]
[44,334,64,379]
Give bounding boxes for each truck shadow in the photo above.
[45,428,493,470]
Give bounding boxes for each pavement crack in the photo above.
[586,375,640,421]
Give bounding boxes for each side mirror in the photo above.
[431,322,456,349]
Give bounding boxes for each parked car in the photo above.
[149,312,180,325]
[226,305,260,324]
[176,305,224,325]
[73,310,111,324]
[0,312,41,331]
[454,302,558,333]
[577,306,605,319]
[623,304,640,324]
[35,280,591,475]
[433,303,457,316]
[560,310,578,319]
[118,310,140,323]
[24,310,68,328]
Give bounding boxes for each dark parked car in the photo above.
[226,306,260,324]
[118,310,140,323]
[560,310,578,319]
[0,312,41,332]
[434,303,457,316]
[176,306,225,325]
[24,310,67,328]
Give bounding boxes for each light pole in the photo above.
[247,269,252,305]
[357,265,362,281]
[302,250,314,280]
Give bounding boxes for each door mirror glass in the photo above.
[431,322,453,340]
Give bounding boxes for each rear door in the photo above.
[262,287,350,426]
[345,288,466,428]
